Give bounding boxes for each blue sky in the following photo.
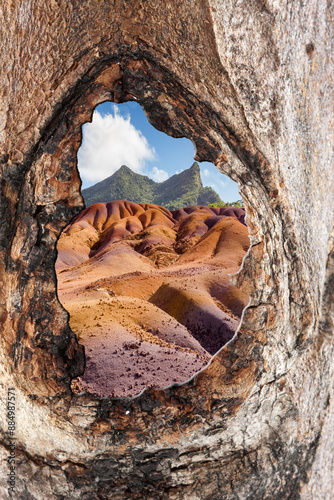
[77,101,240,202]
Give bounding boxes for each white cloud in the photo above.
[149,167,169,182]
[77,106,156,183]
[220,179,229,187]
[203,168,210,177]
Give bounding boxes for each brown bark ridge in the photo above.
[0,0,333,498]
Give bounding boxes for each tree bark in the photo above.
[0,0,333,498]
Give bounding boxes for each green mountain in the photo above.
[82,163,223,210]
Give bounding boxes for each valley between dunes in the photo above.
[56,201,250,397]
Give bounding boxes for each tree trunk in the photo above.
[0,0,333,498]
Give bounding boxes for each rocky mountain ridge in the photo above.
[82,162,223,209]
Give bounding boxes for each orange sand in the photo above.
[56,201,249,397]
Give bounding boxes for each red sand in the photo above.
[56,201,250,397]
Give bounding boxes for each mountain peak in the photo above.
[118,164,132,173]
[190,161,200,170]
[82,164,222,209]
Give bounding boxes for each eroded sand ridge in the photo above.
[56,201,250,397]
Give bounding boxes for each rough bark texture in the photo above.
[0,1,333,498]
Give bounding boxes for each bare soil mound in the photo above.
[56,201,249,397]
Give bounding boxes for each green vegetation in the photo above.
[82,163,226,210]
[82,165,156,206]
[208,200,245,208]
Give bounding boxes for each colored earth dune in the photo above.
[56,201,250,397]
